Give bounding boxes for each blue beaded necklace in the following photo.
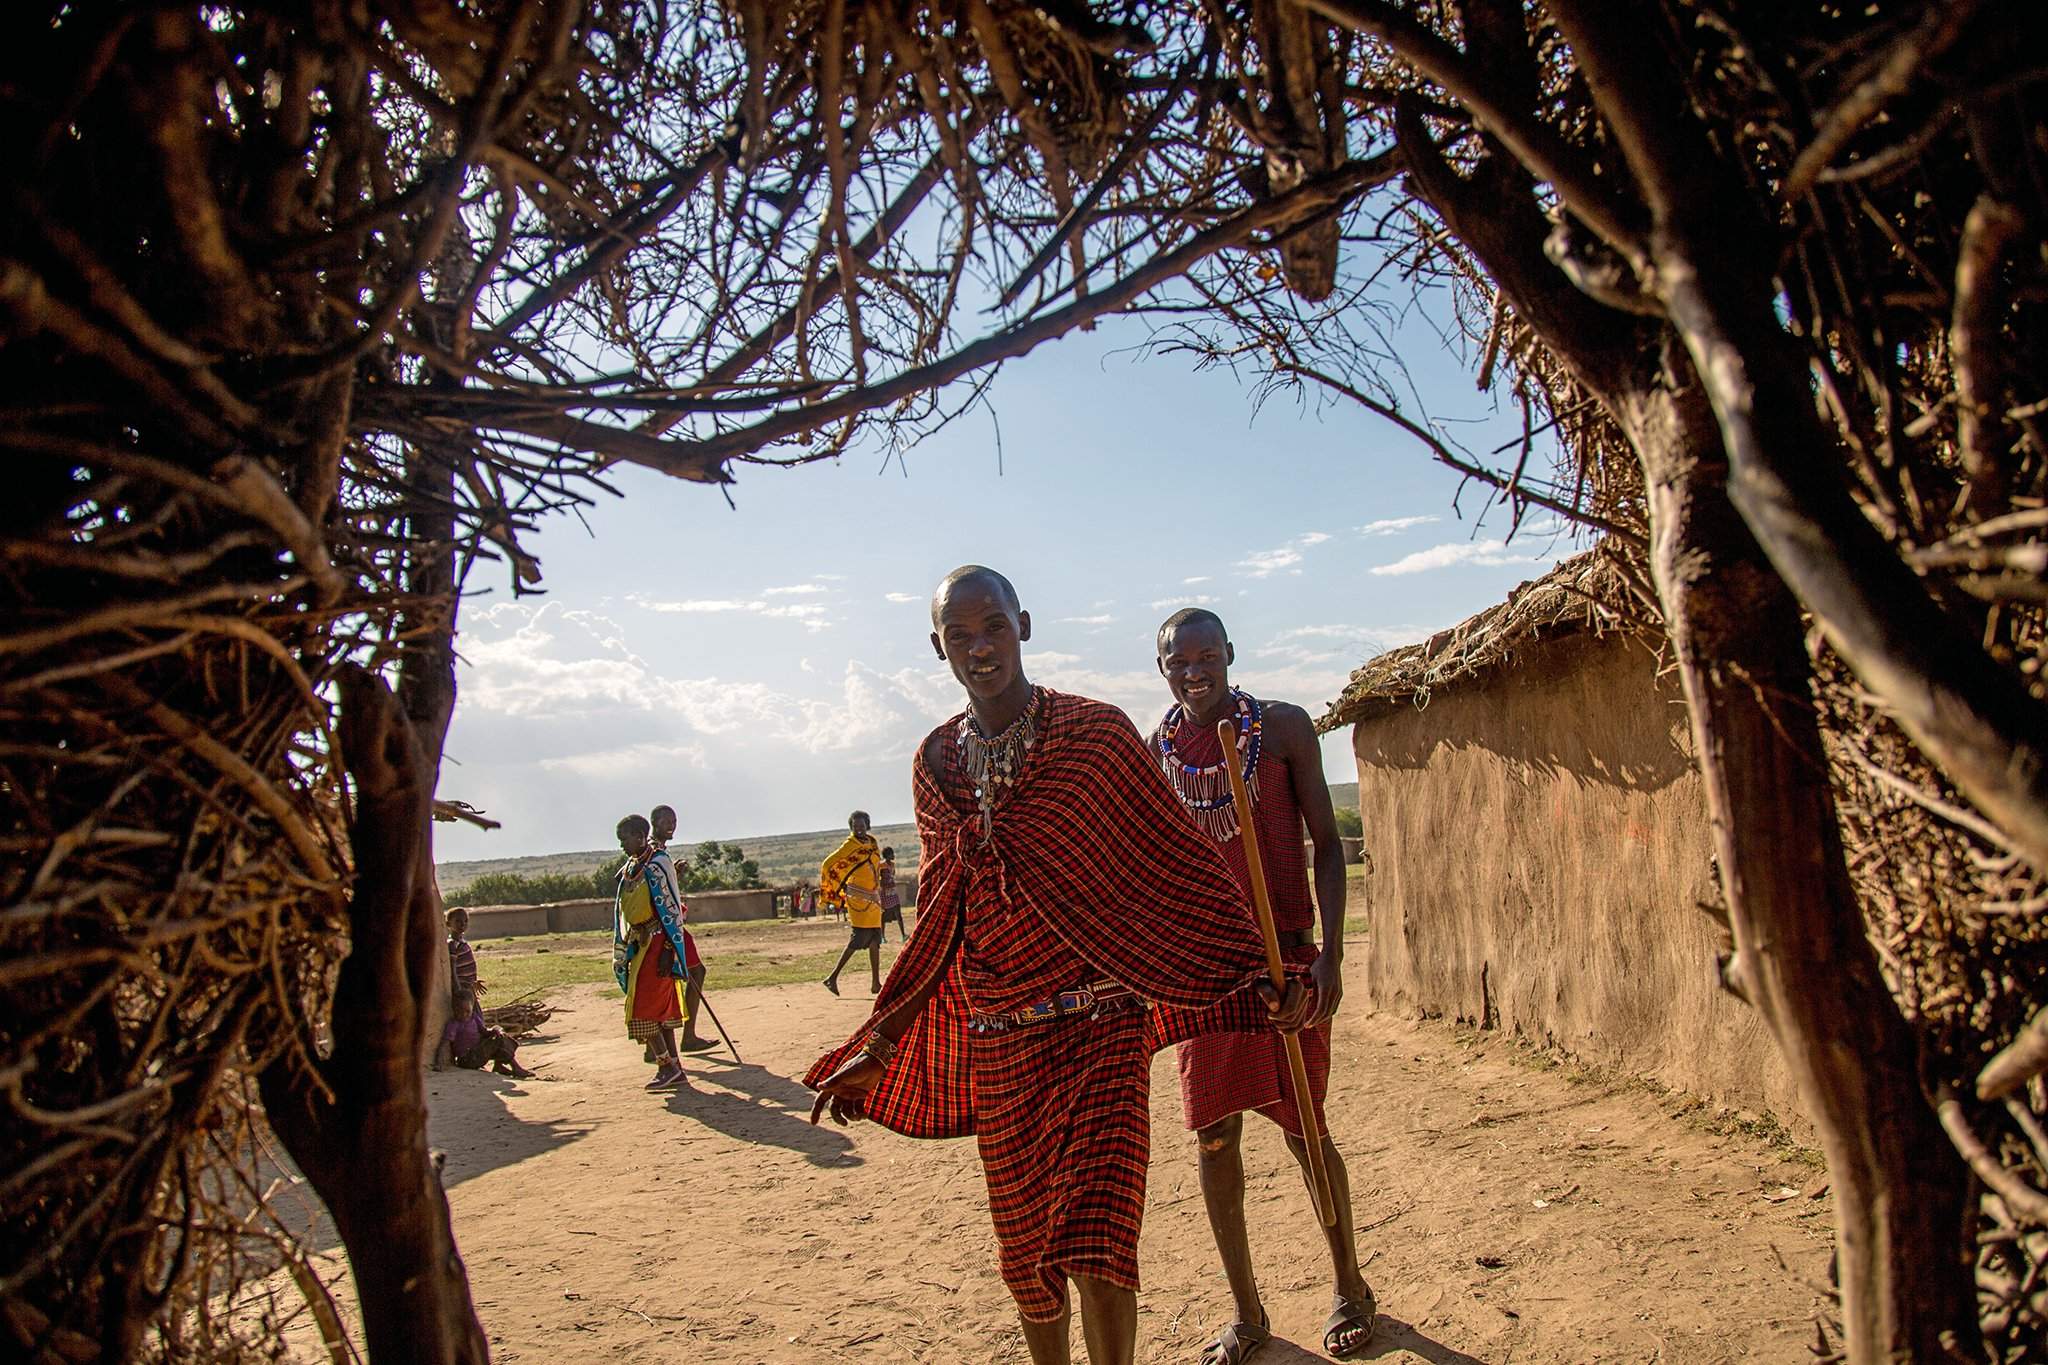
[1156,688,1261,841]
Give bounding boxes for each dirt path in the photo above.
[283,982,1832,1363]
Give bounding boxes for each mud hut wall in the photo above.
[1350,631,1803,1127]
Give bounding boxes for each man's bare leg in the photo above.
[866,942,882,993]
[681,964,708,1045]
[1281,1130,1372,1350]
[1074,1275,1136,1365]
[1017,1300,1072,1365]
[823,938,860,992]
[1196,1114,1265,1330]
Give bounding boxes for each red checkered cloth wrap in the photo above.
[1161,718,1331,1139]
[804,690,1272,1321]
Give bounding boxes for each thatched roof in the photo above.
[1317,548,1651,732]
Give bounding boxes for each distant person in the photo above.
[445,906,482,1001]
[878,846,909,941]
[612,813,691,1091]
[1153,607,1375,1360]
[819,810,884,995]
[434,988,534,1078]
[650,804,715,1052]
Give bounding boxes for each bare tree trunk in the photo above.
[258,666,488,1365]
[1622,362,1978,1364]
[1387,63,1978,1354]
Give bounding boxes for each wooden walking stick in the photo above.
[1219,717,1338,1229]
[696,989,742,1064]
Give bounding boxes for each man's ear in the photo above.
[930,630,945,660]
[1018,609,1032,643]
[1226,641,1236,667]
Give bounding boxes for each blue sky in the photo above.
[435,306,1576,861]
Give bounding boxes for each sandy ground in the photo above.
[281,981,1834,1363]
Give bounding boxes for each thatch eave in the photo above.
[1316,547,1647,733]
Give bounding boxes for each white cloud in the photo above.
[1238,547,1302,576]
[627,592,831,631]
[1255,622,1434,667]
[458,603,948,754]
[1359,515,1440,536]
[883,592,919,604]
[1183,576,1211,585]
[1237,530,1333,578]
[1060,614,1116,626]
[764,583,829,596]
[630,597,752,613]
[541,738,710,777]
[1369,539,1546,576]
[1149,594,1218,609]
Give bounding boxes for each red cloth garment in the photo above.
[1164,717,1332,1137]
[804,690,1272,1319]
[628,933,683,1040]
[682,928,702,972]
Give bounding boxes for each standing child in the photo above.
[446,906,481,1001]
[878,846,909,941]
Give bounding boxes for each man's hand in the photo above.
[1256,976,1315,1034]
[1308,951,1342,1025]
[807,1051,884,1125]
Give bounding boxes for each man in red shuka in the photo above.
[1153,608,1375,1363]
[807,567,1312,1365]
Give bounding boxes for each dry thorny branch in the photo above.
[2,1,2046,1361]
[0,1,1399,1358]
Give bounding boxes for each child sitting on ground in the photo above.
[435,988,534,1078]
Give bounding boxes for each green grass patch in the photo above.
[470,918,916,1003]
[474,904,1365,1007]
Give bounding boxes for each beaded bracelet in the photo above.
[860,1031,897,1065]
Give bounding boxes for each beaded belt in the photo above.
[969,979,1139,1034]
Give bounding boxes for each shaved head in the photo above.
[1157,607,1228,654]
[931,564,1020,627]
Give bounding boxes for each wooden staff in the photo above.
[1219,717,1338,1229]
[696,989,742,1064]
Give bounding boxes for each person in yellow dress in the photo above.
[820,810,884,995]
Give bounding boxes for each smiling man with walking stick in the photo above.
[806,566,1312,1365]
[1153,608,1376,1362]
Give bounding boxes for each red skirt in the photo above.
[1177,945,1331,1138]
[976,1005,1153,1322]
[682,929,702,971]
[628,936,684,1039]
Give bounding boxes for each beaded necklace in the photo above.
[1156,688,1261,841]
[959,686,1044,841]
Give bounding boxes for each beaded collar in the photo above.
[1156,688,1261,841]
[958,686,1044,842]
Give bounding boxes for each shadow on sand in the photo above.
[431,1069,594,1189]
[1354,1316,1494,1365]
[665,1057,860,1167]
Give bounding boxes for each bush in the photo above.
[1332,806,1363,840]
[455,847,760,905]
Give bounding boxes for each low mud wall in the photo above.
[1348,630,1804,1133]
[462,888,779,939]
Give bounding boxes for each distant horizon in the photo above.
[435,782,1363,882]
